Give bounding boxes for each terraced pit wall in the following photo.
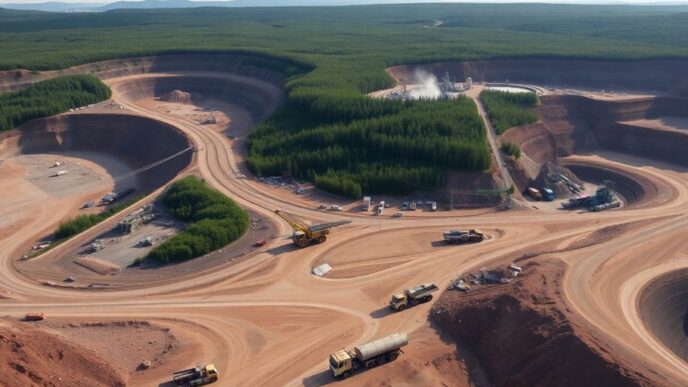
[0,53,293,93]
[0,113,192,194]
[639,269,688,362]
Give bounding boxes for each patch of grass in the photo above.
[146,177,248,264]
[500,142,522,159]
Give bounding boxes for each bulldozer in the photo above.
[274,209,350,248]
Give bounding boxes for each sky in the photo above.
[1,0,687,5]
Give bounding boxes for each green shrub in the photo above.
[147,177,249,264]
[480,91,538,135]
[53,197,139,240]
[500,142,522,159]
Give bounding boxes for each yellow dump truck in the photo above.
[389,283,438,311]
[274,209,350,248]
[172,364,218,386]
[329,333,408,378]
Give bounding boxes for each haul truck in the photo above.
[329,333,408,378]
[172,364,218,386]
[274,210,350,248]
[389,283,438,311]
[443,229,485,244]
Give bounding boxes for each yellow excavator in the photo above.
[274,209,350,248]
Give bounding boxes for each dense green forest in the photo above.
[146,177,248,264]
[1,4,688,195]
[0,75,110,131]
[248,97,489,197]
[480,90,539,135]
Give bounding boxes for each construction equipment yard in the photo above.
[1,53,688,387]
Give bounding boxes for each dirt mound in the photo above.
[639,268,688,362]
[159,89,192,104]
[36,320,177,377]
[0,320,125,387]
[531,161,585,198]
[430,259,656,386]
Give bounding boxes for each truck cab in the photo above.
[329,350,353,378]
[389,293,407,310]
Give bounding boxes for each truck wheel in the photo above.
[388,352,399,362]
[398,304,406,311]
[318,235,326,244]
[343,371,352,379]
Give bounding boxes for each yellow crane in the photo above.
[274,209,350,248]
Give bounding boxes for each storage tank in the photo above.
[354,333,408,361]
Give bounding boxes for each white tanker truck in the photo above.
[328,332,408,378]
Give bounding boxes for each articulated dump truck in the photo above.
[329,333,408,378]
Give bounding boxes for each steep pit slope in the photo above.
[430,259,657,386]
[0,320,125,387]
[502,95,688,167]
[640,268,688,362]
[0,112,192,194]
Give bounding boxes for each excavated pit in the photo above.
[111,73,282,122]
[0,113,192,195]
[390,58,688,207]
[388,58,688,97]
[640,269,688,362]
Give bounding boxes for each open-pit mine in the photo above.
[1,50,688,387]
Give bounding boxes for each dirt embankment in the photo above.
[0,320,125,387]
[0,113,192,195]
[639,268,688,362]
[430,259,657,387]
[388,59,688,97]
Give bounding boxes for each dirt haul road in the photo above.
[1,67,688,386]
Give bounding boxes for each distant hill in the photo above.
[0,0,408,13]
[2,0,688,13]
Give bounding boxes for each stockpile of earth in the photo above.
[430,259,656,386]
[159,89,192,104]
[0,320,125,387]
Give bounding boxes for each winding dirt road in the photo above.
[1,69,688,386]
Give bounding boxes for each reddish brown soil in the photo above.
[0,320,125,387]
[430,259,657,387]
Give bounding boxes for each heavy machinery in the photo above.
[274,210,350,248]
[389,283,438,311]
[443,229,485,244]
[329,333,408,378]
[172,364,218,386]
[24,313,44,321]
